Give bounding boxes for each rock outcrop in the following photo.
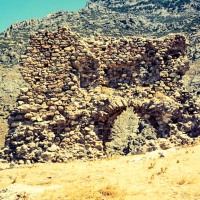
[0,27,199,163]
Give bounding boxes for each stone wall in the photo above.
[0,27,199,163]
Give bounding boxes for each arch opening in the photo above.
[95,106,143,154]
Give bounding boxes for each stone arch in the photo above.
[95,106,127,144]
[93,99,141,152]
[93,98,173,155]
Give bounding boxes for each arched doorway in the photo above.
[94,105,142,155]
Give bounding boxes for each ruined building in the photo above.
[0,27,199,163]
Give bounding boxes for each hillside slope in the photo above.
[0,144,200,200]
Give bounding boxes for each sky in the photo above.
[0,0,88,33]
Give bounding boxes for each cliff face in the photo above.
[0,27,199,163]
[86,0,200,58]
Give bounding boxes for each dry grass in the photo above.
[11,176,18,184]
[176,176,196,185]
[148,161,156,169]
[0,144,200,200]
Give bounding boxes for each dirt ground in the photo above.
[0,143,200,200]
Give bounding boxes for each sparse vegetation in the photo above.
[177,176,196,185]
[11,177,17,184]
[98,184,126,199]
[148,161,156,169]
[0,145,199,199]
[157,167,168,175]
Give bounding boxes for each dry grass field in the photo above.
[0,142,200,200]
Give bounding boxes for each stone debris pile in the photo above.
[0,27,199,163]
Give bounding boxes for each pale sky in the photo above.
[0,0,88,32]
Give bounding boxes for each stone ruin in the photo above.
[0,27,199,163]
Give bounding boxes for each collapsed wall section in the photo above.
[0,27,199,163]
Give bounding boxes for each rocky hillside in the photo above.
[0,145,200,199]
[0,0,199,86]
[0,0,199,146]
[2,0,200,57]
